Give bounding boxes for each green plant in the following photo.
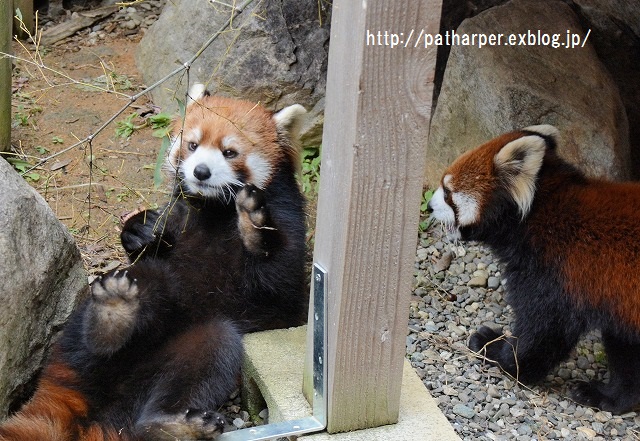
[12,104,42,128]
[418,189,434,232]
[4,157,41,182]
[115,113,146,138]
[148,112,173,137]
[151,105,183,188]
[52,136,64,144]
[301,146,321,198]
[13,109,30,127]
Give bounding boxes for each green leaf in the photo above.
[176,98,186,118]
[154,135,171,188]
[148,112,173,130]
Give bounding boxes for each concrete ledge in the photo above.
[242,326,460,440]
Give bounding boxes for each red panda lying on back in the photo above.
[0,85,309,440]
[428,125,640,414]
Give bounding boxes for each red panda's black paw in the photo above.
[185,408,226,433]
[139,409,226,440]
[469,326,504,355]
[571,381,636,414]
[121,209,160,257]
[84,271,140,355]
[236,184,268,227]
[236,184,277,254]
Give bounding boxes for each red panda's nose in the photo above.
[194,164,212,181]
[426,199,434,213]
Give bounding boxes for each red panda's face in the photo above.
[166,87,306,200]
[428,125,558,239]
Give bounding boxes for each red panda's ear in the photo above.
[273,105,307,174]
[273,104,307,142]
[186,83,209,105]
[494,134,548,218]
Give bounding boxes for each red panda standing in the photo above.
[0,85,309,440]
[428,125,640,414]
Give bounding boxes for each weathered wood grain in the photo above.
[304,0,442,433]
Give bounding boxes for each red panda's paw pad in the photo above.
[84,271,140,355]
[236,184,268,228]
[92,271,139,304]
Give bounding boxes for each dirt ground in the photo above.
[9,12,169,276]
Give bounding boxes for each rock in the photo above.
[576,426,596,439]
[452,403,476,419]
[487,276,500,290]
[136,0,330,146]
[433,250,454,273]
[0,158,87,416]
[468,275,488,288]
[570,0,640,179]
[426,0,630,187]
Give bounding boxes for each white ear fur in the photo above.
[273,104,307,140]
[494,135,547,218]
[187,83,207,105]
[523,124,559,141]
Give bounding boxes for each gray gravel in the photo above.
[408,226,640,440]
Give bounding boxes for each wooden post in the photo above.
[1,0,13,152]
[13,0,34,40]
[304,0,442,434]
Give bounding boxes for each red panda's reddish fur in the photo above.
[428,125,640,414]
[550,180,640,329]
[0,356,122,441]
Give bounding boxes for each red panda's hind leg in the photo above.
[136,409,226,441]
[469,320,582,384]
[134,320,243,440]
[82,271,140,355]
[571,331,640,413]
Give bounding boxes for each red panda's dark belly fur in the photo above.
[0,170,307,440]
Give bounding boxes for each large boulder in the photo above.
[136,0,330,147]
[0,158,87,416]
[426,0,630,187]
[571,0,640,179]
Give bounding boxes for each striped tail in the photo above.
[0,360,123,441]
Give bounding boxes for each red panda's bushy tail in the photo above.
[0,360,123,441]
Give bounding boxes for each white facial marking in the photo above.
[429,187,456,227]
[222,136,238,149]
[246,153,272,189]
[452,192,479,226]
[181,148,241,198]
[167,128,204,176]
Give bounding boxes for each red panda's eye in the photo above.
[187,142,198,152]
[443,187,454,203]
[222,149,238,159]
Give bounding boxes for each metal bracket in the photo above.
[217,263,328,440]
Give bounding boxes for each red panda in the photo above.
[427,125,640,414]
[0,85,309,440]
